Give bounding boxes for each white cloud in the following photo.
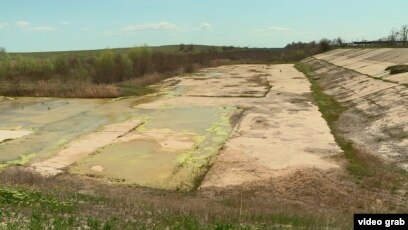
[16,20,31,28]
[256,26,293,33]
[0,22,10,29]
[198,22,213,29]
[122,21,183,33]
[29,26,57,31]
[298,31,316,36]
[15,20,57,31]
[253,26,315,38]
[61,21,70,25]
[191,22,213,31]
[81,27,90,31]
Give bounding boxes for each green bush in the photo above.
[114,53,132,81]
[128,46,153,77]
[94,50,116,83]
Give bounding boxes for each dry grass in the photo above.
[124,72,165,87]
[4,165,405,229]
[1,80,121,98]
[0,167,351,229]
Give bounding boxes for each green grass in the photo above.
[0,184,341,229]
[0,167,349,230]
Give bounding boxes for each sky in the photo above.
[0,0,407,52]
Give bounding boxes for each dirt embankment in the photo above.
[303,48,408,170]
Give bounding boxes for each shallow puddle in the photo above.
[71,106,236,190]
[139,107,229,134]
[0,97,138,166]
[71,140,182,187]
[204,72,224,78]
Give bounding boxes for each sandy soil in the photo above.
[174,65,270,97]
[200,65,341,188]
[0,130,32,142]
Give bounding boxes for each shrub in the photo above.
[128,46,153,77]
[113,53,132,82]
[94,50,116,83]
[319,38,331,52]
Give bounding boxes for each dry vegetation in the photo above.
[0,168,351,229]
[0,44,327,98]
[1,159,406,229]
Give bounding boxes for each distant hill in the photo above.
[7,45,280,58]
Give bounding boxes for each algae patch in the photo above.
[0,153,36,169]
[70,106,237,190]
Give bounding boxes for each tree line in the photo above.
[4,24,406,98]
[0,43,330,88]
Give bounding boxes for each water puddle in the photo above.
[0,97,137,166]
[202,72,224,78]
[71,106,236,190]
[71,139,183,187]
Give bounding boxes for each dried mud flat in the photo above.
[135,64,343,189]
[199,65,341,188]
[0,64,343,191]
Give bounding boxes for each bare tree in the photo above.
[332,37,344,47]
[319,38,331,52]
[0,47,7,60]
[388,29,399,46]
[179,44,185,52]
[401,25,408,46]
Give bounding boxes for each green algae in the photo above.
[0,153,36,170]
[71,106,237,190]
[70,139,184,188]
[0,94,238,190]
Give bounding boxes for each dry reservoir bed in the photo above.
[0,64,341,190]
